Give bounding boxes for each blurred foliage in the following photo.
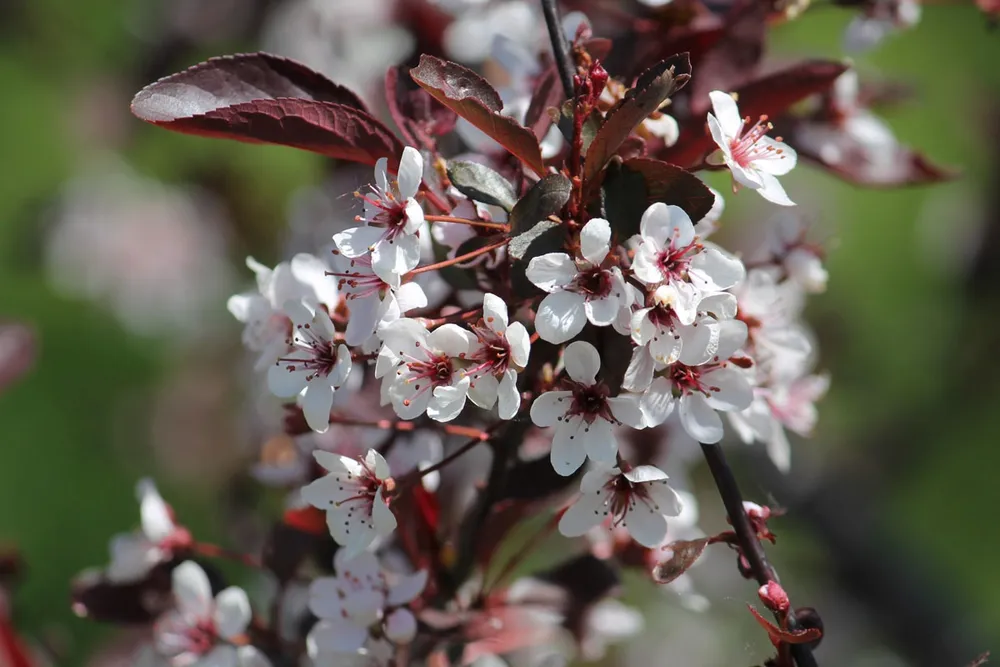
[1,0,999,664]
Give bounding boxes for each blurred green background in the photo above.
[1,1,999,665]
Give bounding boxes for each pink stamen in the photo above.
[729,114,785,168]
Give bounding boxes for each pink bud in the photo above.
[758,581,790,614]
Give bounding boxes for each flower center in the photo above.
[729,114,787,168]
[568,382,615,424]
[402,349,455,406]
[182,618,216,656]
[329,255,386,301]
[655,242,696,282]
[668,363,704,394]
[279,322,338,381]
[572,266,612,300]
[358,188,410,242]
[466,325,511,379]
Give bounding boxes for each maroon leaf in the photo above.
[583,53,692,185]
[784,118,955,186]
[134,52,368,112]
[385,64,457,150]
[524,66,563,141]
[652,537,711,584]
[132,56,403,167]
[409,55,546,176]
[0,323,34,394]
[748,604,824,648]
[625,158,715,220]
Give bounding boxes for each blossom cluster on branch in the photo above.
[69,0,953,665]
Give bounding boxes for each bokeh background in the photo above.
[1,1,999,665]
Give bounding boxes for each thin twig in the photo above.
[700,442,819,667]
[408,238,508,276]
[540,0,575,99]
[425,215,509,232]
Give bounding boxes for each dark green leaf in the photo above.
[601,158,715,238]
[583,53,692,185]
[447,160,518,211]
[508,220,565,298]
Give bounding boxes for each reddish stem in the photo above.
[425,215,509,232]
[191,542,263,569]
[328,415,491,441]
[408,238,509,276]
[421,187,454,214]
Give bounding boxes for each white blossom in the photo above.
[378,319,476,422]
[330,252,428,346]
[465,293,531,419]
[301,449,397,558]
[707,91,798,206]
[333,147,425,288]
[527,218,630,344]
[154,561,269,667]
[107,479,190,583]
[640,321,754,443]
[307,550,427,656]
[267,300,353,433]
[559,463,683,548]
[530,341,645,475]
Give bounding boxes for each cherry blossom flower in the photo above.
[707,91,798,206]
[330,252,428,346]
[333,147,425,288]
[154,561,269,667]
[631,203,745,306]
[301,449,397,558]
[526,218,630,344]
[559,463,683,547]
[640,321,754,443]
[377,319,476,422]
[465,293,531,419]
[228,254,338,371]
[530,341,645,475]
[734,269,812,376]
[268,300,353,433]
[107,479,191,583]
[307,550,427,657]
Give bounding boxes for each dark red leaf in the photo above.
[785,118,955,186]
[652,537,711,584]
[748,604,824,648]
[583,53,692,185]
[524,66,563,141]
[0,324,34,394]
[385,64,458,150]
[0,617,32,667]
[71,563,175,624]
[410,55,546,176]
[132,55,403,167]
[262,521,329,584]
[625,158,715,219]
[133,52,368,112]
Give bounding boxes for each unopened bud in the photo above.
[384,608,418,644]
[758,581,790,614]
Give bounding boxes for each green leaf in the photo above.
[508,173,572,235]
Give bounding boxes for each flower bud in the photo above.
[758,581,790,614]
[384,608,418,644]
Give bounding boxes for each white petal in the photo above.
[427,323,473,356]
[703,368,754,411]
[645,480,684,517]
[403,198,425,234]
[214,587,252,640]
[535,290,587,344]
[137,479,174,541]
[550,416,589,476]
[467,372,500,410]
[676,320,719,366]
[345,294,382,346]
[689,248,745,292]
[607,394,645,429]
[334,226,384,258]
[715,319,749,360]
[623,503,668,548]
[200,646,239,667]
[754,138,797,175]
[679,394,724,443]
[374,158,390,194]
[372,235,421,287]
[497,369,521,420]
[365,449,391,479]
[525,253,578,292]
[580,218,611,266]
[428,377,470,422]
[267,361,308,398]
[384,608,418,644]
[624,465,668,484]
[623,346,655,392]
[640,377,675,427]
[308,577,345,619]
[638,202,670,247]
[171,561,212,617]
[767,424,792,473]
[564,340,601,385]
[394,281,428,313]
[506,322,531,367]
[397,147,424,198]
[307,618,368,654]
[313,450,363,476]
[558,492,608,537]
[342,588,384,625]
[755,172,795,206]
[301,384,335,433]
[387,570,428,606]
[579,417,617,463]
[530,391,572,427]
[482,293,509,333]
[708,91,744,137]
[631,243,664,285]
[698,292,738,320]
[584,293,620,326]
[237,646,272,667]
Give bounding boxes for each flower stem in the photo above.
[328,415,491,441]
[408,238,509,276]
[421,187,453,214]
[191,541,263,569]
[699,441,819,667]
[540,0,575,100]
[425,215,509,232]
[396,433,492,494]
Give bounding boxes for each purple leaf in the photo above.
[652,537,711,584]
[385,64,458,150]
[132,55,403,167]
[410,55,546,176]
[583,53,692,185]
[524,66,563,141]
